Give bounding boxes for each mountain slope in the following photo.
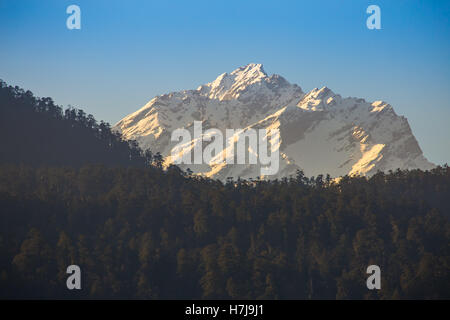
[114,63,434,179]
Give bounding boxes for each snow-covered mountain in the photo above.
[114,63,434,180]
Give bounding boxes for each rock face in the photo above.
[114,63,435,180]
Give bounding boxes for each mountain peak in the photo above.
[310,86,334,98]
[231,63,267,78]
[115,64,434,180]
[197,63,270,100]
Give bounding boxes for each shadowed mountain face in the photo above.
[115,63,434,180]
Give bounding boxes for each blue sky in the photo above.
[0,0,449,164]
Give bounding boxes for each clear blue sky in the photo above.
[1,0,449,164]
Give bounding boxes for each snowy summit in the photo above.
[114,63,435,180]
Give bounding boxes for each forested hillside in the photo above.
[0,81,448,299]
[0,80,161,168]
[0,165,449,299]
